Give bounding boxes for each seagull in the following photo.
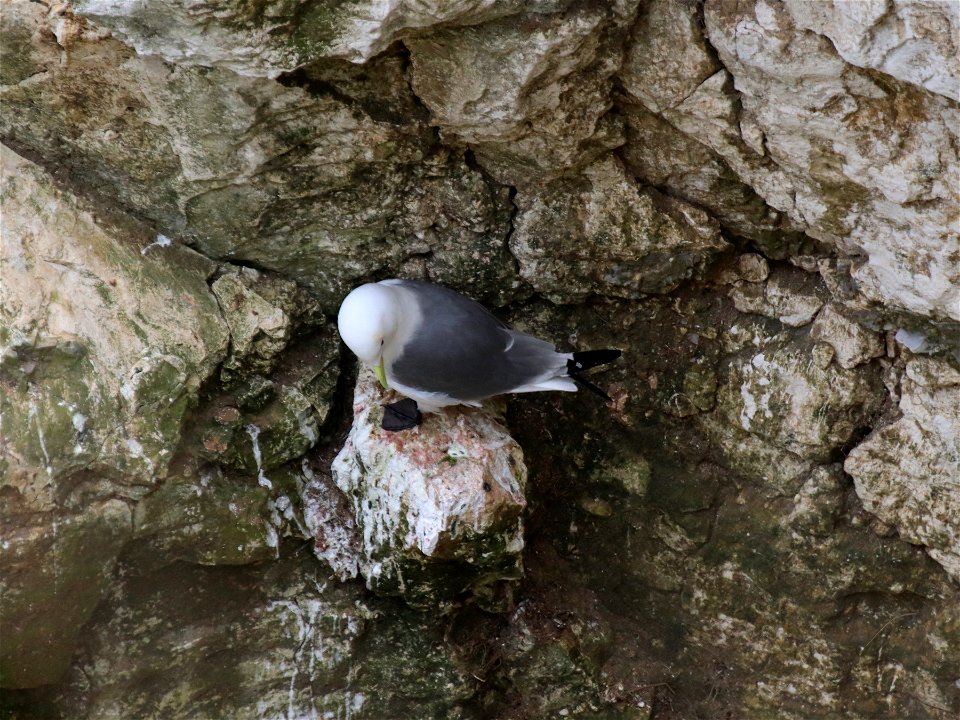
[337,279,621,430]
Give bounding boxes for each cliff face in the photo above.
[1,1,958,718]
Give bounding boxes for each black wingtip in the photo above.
[565,349,621,403]
[570,372,613,402]
[568,349,622,374]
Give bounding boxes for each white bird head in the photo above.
[337,282,398,386]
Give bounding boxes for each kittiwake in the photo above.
[337,279,621,429]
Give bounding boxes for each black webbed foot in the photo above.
[381,398,422,431]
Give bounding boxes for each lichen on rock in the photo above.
[716,330,885,463]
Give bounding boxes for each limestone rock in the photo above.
[211,266,322,382]
[698,415,815,497]
[787,464,846,536]
[0,145,228,686]
[75,0,550,76]
[623,0,960,318]
[729,267,827,327]
[0,499,131,687]
[617,0,804,247]
[125,322,340,570]
[809,302,885,369]
[56,553,474,719]
[699,0,960,321]
[194,328,340,477]
[302,463,362,581]
[0,146,229,488]
[619,90,799,250]
[2,0,958,715]
[1,2,517,311]
[736,253,770,283]
[846,357,960,580]
[327,368,527,610]
[408,2,638,185]
[783,0,960,101]
[510,156,726,303]
[620,0,721,113]
[717,336,885,462]
[130,459,318,568]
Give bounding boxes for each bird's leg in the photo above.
[381,398,422,431]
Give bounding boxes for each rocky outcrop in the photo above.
[1,0,518,311]
[846,357,960,581]
[510,156,726,303]
[318,369,527,610]
[407,2,638,186]
[55,552,475,719]
[75,0,546,74]
[622,0,959,321]
[0,146,228,686]
[1,0,958,717]
[783,0,960,101]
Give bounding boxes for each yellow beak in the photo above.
[374,358,388,389]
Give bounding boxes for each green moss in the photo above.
[0,344,105,477]
[94,281,114,306]
[127,312,152,344]
[134,468,276,565]
[234,375,276,411]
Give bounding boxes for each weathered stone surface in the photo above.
[618,0,805,250]
[510,156,726,303]
[736,253,770,283]
[302,461,363,581]
[699,0,960,321]
[1,1,518,311]
[0,145,228,488]
[508,288,957,719]
[130,459,317,568]
[729,266,828,327]
[0,140,335,686]
[75,0,552,76]
[0,144,228,686]
[698,414,816,497]
[124,321,339,571]
[188,323,339,480]
[326,368,527,610]
[716,331,885,463]
[2,0,958,717]
[620,0,720,114]
[619,96,800,251]
[846,357,960,580]
[56,551,474,719]
[622,0,959,319]
[810,302,885,369]
[211,266,322,381]
[409,2,638,185]
[0,499,131,688]
[783,0,960,101]
[787,464,846,536]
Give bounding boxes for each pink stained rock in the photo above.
[329,367,527,610]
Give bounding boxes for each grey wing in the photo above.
[390,281,564,400]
